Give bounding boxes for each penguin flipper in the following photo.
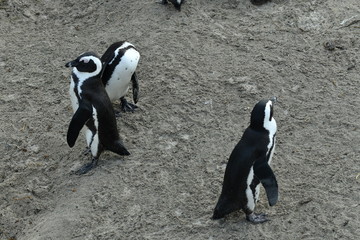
[131,72,139,104]
[253,161,278,206]
[67,102,93,148]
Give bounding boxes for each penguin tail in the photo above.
[212,209,225,220]
[212,194,238,220]
[108,140,130,156]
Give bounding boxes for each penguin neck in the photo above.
[263,117,277,136]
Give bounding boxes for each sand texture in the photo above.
[1,0,359,239]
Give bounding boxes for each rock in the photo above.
[29,145,40,154]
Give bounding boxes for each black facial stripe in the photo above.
[72,74,81,99]
[76,58,97,73]
[266,133,276,162]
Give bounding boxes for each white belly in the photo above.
[105,48,140,101]
[245,167,256,211]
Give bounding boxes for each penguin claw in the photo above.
[120,97,138,113]
[75,158,98,175]
[122,102,138,112]
[246,212,270,224]
[114,110,122,118]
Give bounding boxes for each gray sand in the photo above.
[1,0,359,239]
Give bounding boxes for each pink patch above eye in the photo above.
[81,58,90,63]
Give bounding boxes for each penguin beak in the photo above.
[270,96,277,104]
[65,60,77,68]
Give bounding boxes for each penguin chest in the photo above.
[105,48,140,101]
[69,78,79,112]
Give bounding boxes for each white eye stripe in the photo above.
[80,56,94,64]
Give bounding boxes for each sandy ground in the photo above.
[1,0,360,239]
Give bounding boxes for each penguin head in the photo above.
[65,52,102,77]
[250,97,277,131]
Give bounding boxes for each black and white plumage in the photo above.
[212,97,278,223]
[101,41,140,115]
[161,0,184,11]
[65,52,130,175]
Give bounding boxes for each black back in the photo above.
[213,127,270,219]
[79,74,122,150]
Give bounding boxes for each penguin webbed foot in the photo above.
[246,212,270,224]
[120,97,138,113]
[75,158,98,175]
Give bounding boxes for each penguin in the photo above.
[250,0,271,5]
[212,97,278,223]
[161,0,184,11]
[65,52,130,175]
[101,41,140,116]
